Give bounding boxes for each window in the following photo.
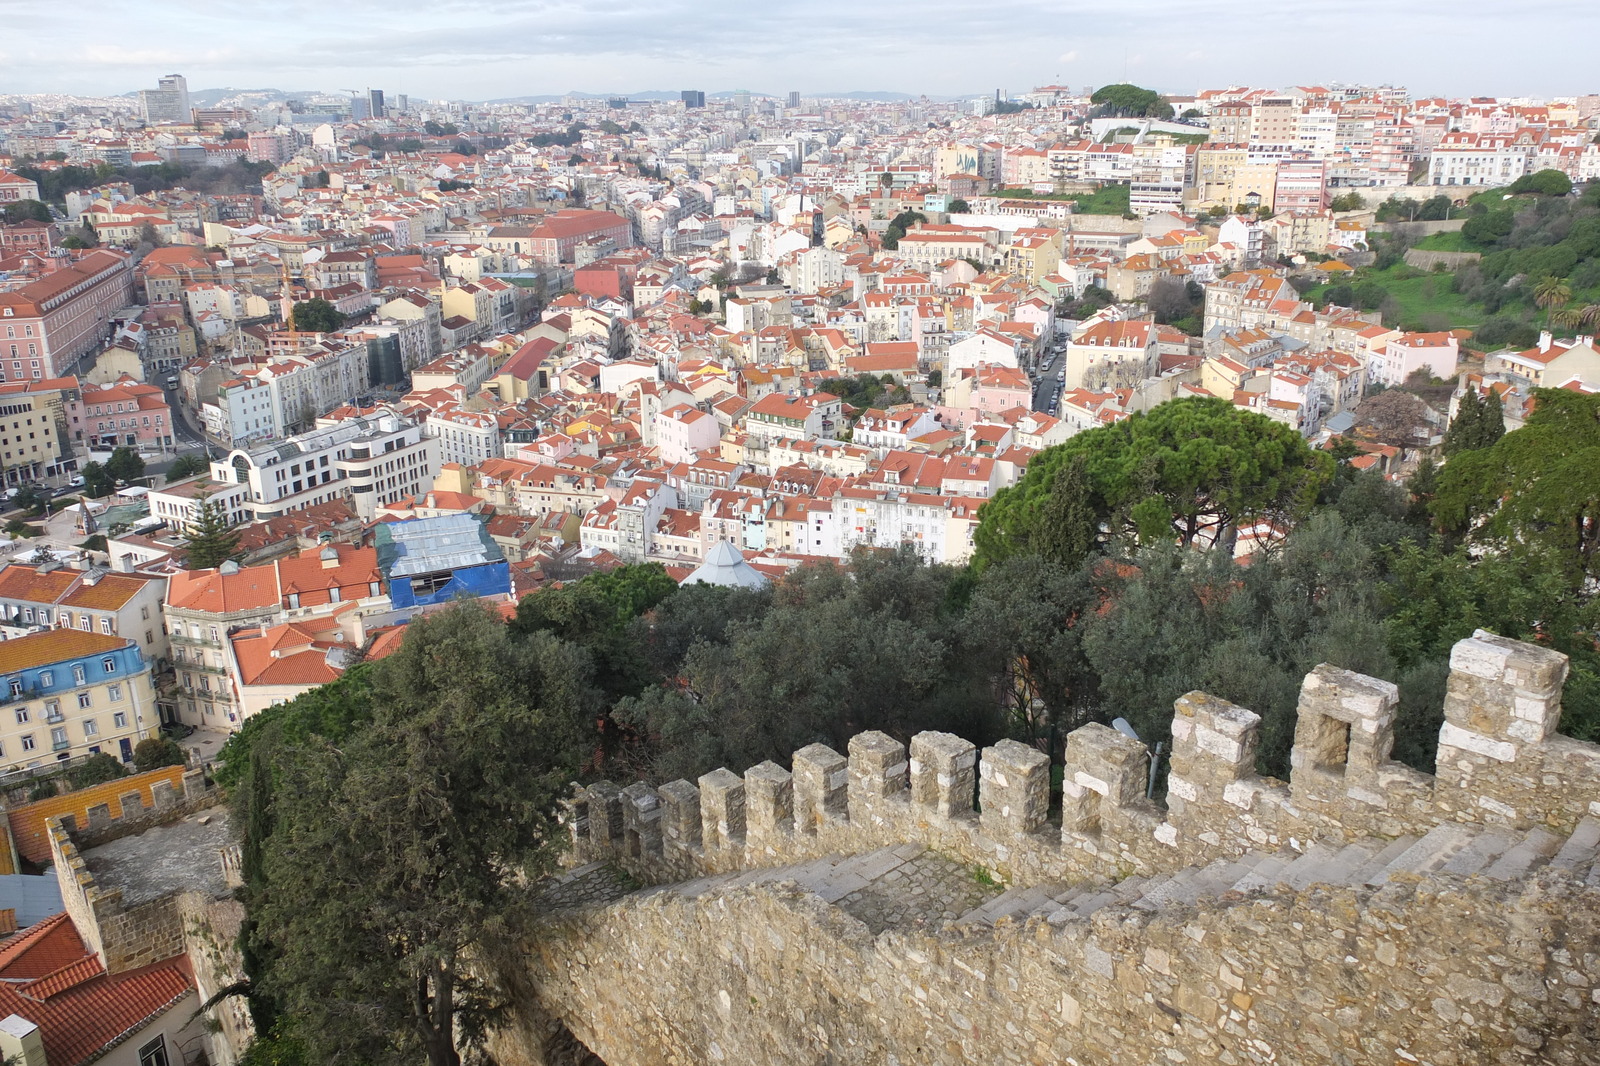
[39,670,52,687]
[141,605,150,620]
[108,684,122,701]
[44,700,60,721]
[114,711,128,728]
[6,678,18,697]
[78,692,92,708]
[137,1036,171,1066]
[83,719,97,737]
[20,735,34,752]
[78,616,89,630]
[100,618,113,634]
[13,708,27,724]
[73,665,85,684]
[209,625,220,642]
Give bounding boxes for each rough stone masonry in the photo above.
[489,631,1600,1066]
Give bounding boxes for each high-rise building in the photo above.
[395,94,409,113]
[367,89,386,119]
[734,91,751,113]
[788,91,801,109]
[681,90,705,109]
[138,73,190,125]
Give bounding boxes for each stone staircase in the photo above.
[552,816,1600,936]
[953,816,1600,931]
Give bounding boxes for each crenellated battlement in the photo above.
[569,631,1600,888]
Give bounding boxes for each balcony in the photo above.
[52,740,71,752]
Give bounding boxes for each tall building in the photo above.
[681,90,705,109]
[367,89,386,119]
[138,74,189,125]
[395,94,409,113]
[788,91,801,109]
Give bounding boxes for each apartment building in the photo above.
[0,250,135,377]
[0,629,157,771]
[0,376,78,487]
[205,410,439,522]
[0,561,169,665]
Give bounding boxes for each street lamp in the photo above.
[1112,717,1165,800]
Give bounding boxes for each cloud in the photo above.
[0,0,1595,99]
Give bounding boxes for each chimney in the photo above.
[1581,335,1595,350]
[0,1016,47,1066]
[1539,330,1553,352]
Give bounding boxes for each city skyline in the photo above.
[0,0,1594,101]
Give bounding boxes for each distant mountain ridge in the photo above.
[165,87,975,107]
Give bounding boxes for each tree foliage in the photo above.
[105,446,146,485]
[238,601,597,1066]
[974,398,1332,568]
[1433,388,1600,587]
[881,209,928,251]
[1442,388,1506,457]
[291,298,344,334]
[183,495,242,569]
[133,737,187,773]
[1090,84,1174,119]
[167,452,210,482]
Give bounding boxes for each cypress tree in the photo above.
[1480,387,1506,449]
[1443,390,1484,457]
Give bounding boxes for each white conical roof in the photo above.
[681,540,769,589]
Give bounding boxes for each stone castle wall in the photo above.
[501,863,1599,1066]
[568,631,1600,891]
[503,631,1600,1066]
[47,768,221,975]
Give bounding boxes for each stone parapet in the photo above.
[567,632,1600,888]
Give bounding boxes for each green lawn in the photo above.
[1301,262,1487,332]
[1413,230,1476,253]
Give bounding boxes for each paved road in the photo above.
[1033,350,1066,413]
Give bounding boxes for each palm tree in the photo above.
[1551,306,1585,331]
[1579,303,1600,330]
[1532,275,1572,314]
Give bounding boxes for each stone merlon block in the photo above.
[698,768,746,848]
[744,761,793,836]
[1065,722,1151,808]
[657,779,702,848]
[1171,692,1260,783]
[848,731,908,802]
[793,743,848,834]
[1292,665,1399,775]
[1445,630,1568,743]
[979,739,1051,836]
[910,732,977,819]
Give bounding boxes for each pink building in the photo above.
[655,403,721,464]
[76,376,174,450]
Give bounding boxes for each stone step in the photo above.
[1350,835,1421,886]
[1371,823,1476,885]
[1163,858,1248,906]
[1549,817,1600,871]
[1440,826,1521,877]
[1319,841,1386,887]
[1232,854,1293,893]
[1483,828,1564,881]
[955,882,1064,926]
[1279,842,1348,890]
[1132,868,1198,911]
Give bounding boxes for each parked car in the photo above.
[69,474,85,488]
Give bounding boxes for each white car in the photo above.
[69,475,86,488]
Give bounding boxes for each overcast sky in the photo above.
[0,0,1592,101]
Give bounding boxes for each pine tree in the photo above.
[1032,453,1102,570]
[182,495,241,569]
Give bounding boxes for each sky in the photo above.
[0,0,1593,102]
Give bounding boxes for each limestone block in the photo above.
[848,731,908,821]
[744,761,793,841]
[118,791,145,818]
[910,731,977,820]
[979,739,1051,836]
[86,803,112,830]
[1065,722,1150,809]
[699,768,746,850]
[792,743,847,834]
[150,782,176,809]
[1171,691,1260,785]
[1291,665,1399,777]
[657,779,701,851]
[1444,630,1567,741]
[585,781,625,852]
[621,782,662,858]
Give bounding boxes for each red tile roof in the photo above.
[0,912,194,1066]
